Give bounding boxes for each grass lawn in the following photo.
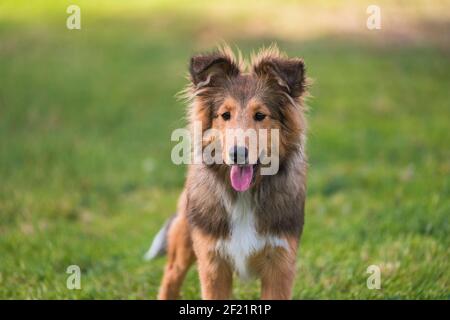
[0,0,449,299]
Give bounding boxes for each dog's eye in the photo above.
[221,112,231,121]
[254,112,266,121]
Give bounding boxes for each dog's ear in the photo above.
[253,57,306,98]
[189,53,240,88]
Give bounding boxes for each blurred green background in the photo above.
[0,0,449,299]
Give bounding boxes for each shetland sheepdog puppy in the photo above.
[146,45,309,300]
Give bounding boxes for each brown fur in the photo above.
[157,45,309,300]
[158,191,195,299]
[249,237,299,299]
[191,228,234,299]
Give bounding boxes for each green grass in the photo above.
[0,0,449,299]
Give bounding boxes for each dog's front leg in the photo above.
[192,228,233,300]
[259,240,298,300]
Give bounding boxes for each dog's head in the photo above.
[186,45,308,192]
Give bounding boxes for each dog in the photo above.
[145,45,308,300]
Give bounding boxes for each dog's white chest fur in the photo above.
[216,193,288,280]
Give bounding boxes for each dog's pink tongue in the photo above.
[230,165,253,192]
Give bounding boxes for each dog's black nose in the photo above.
[229,146,248,164]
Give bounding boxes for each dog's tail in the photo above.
[144,214,177,261]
